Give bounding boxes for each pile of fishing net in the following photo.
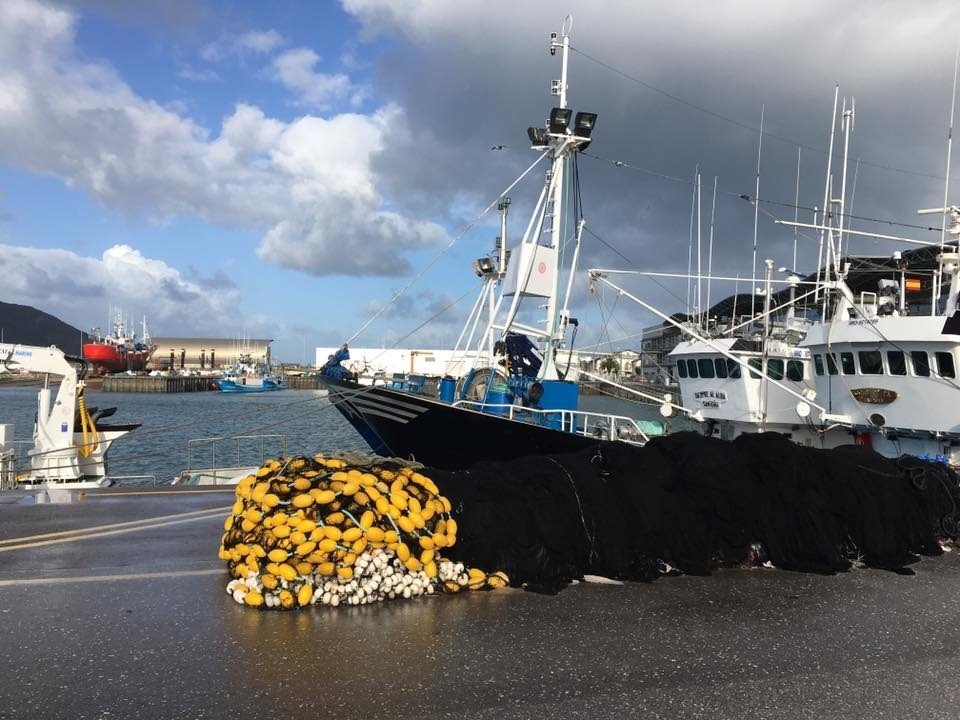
[219,454,508,610]
[220,432,960,605]
[431,431,960,593]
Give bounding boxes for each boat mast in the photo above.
[540,17,572,380]
[816,87,840,306]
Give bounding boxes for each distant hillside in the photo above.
[0,301,89,354]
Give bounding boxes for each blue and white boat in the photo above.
[216,355,285,393]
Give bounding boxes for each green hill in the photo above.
[0,301,89,353]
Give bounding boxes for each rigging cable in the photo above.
[347,152,549,346]
[568,44,941,181]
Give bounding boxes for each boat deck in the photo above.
[3,485,960,719]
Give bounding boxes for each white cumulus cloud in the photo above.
[0,243,242,335]
[0,0,446,277]
[271,47,363,109]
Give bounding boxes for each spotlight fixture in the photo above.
[548,107,572,134]
[473,256,496,277]
[527,126,549,147]
[573,112,598,139]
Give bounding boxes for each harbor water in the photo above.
[0,384,683,484]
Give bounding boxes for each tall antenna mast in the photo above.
[750,105,764,324]
[938,44,959,305]
[793,147,801,273]
[541,15,572,379]
[706,175,718,323]
[816,86,840,305]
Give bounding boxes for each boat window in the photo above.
[912,350,930,377]
[687,359,699,378]
[840,352,855,374]
[936,351,956,379]
[677,360,687,378]
[786,360,804,381]
[697,358,715,379]
[767,358,784,380]
[727,358,741,379]
[814,354,824,376]
[826,353,839,375]
[714,358,728,378]
[887,350,906,375]
[858,350,883,375]
[747,358,762,379]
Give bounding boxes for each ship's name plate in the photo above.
[850,387,897,404]
[694,390,727,408]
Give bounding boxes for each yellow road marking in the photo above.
[0,507,231,552]
[0,568,225,588]
[0,506,231,546]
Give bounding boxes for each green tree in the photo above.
[599,356,619,376]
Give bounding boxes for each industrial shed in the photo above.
[149,337,273,371]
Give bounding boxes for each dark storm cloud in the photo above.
[345,0,960,332]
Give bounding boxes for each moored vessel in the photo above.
[83,310,157,375]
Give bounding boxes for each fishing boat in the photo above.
[320,23,671,471]
[589,89,960,464]
[216,353,286,393]
[83,309,156,375]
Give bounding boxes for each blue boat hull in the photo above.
[216,378,285,393]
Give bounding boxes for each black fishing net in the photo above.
[431,432,960,593]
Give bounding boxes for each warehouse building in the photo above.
[149,337,273,371]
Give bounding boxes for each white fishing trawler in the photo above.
[591,86,960,464]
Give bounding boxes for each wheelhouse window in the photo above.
[887,350,906,376]
[936,351,956,379]
[687,359,699,378]
[697,358,715,379]
[714,358,728,378]
[727,358,741,379]
[677,360,687,378]
[858,350,883,375]
[826,353,839,375]
[814,354,824,376]
[786,360,804,381]
[840,352,855,375]
[747,358,762,379]
[767,358,784,380]
[912,351,930,377]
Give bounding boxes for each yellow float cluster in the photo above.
[219,453,509,609]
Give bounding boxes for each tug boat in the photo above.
[320,23,673,471]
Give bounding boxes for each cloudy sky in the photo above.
[2,0,959,362]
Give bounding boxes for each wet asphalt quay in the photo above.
[2,487,960,719]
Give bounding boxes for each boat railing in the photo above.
[451,401,661,444]
[183,434,288,483]
[0,448,15,490]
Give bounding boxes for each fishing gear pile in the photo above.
[429,431,960,592]
[219,454,508,610]
[220,433,960,604]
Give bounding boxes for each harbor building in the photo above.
[150,337,273,372]
[640,320,684,385]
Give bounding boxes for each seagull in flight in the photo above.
[490,144,508,151]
